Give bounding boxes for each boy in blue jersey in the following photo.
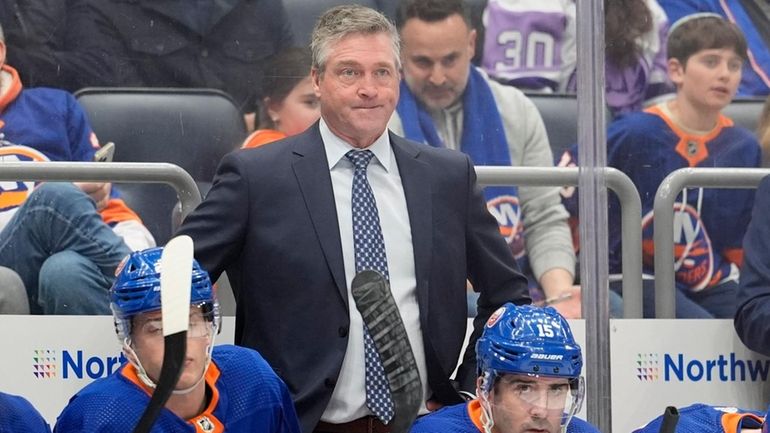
[54,247,301,433]
[558,14,761,318]
[410,303,599,433]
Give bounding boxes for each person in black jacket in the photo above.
[0,0,114,92]
[1,0,294,113]
[78,0,294,112]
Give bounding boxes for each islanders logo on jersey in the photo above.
[641,203,715,292]
[487,195,526,259]
[0,145,48,215]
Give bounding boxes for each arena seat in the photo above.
[525,93,579,159]
[75,87,248,244]
[722,97,766,132]
[284,0,391,45]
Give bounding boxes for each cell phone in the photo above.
[94,142,115,162]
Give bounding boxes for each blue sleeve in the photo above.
[277,378,302,433]
[734,175,770,355]
[656,0,718,23]
[0,393,51,433]
[65,92,97,163]
[567,417,602,433]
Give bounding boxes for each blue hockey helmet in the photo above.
[476,304,585,433]
[476,303,583,385]
[110,246,219,340]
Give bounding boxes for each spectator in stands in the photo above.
[735,175,770,355]
[242,47,319,149]
[67,0,294,114]
[0,391,50,432]
[559,14,760,318]
[0,0,113,92]
[391,0,579,319]
[54,246,301,432]
[0,24,154,314]
[410,303,598,433]
[658,0,770,97]
[481,0,671,117]
[757,95,770,167]
[177,5,530,432]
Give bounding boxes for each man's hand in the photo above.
[75,182,111,210]
[426,399,444,412]
[539,268,582,319]
[541,285,582,319]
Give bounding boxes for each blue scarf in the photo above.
[397,65,519,206]
[397,67,532,285]
[396,66,516,200]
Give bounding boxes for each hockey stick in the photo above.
[658,406,679,433]
[132,235,194,433]
[351,270,422,433]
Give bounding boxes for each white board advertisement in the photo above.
[2,316,768,432]
[0,315,235,426]
[610,319,770,433]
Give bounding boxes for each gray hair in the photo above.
[310,5,401,74]
[0,24,4,42]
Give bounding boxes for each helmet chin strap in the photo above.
[479,393,495,433]
[122,329,217,396]
[479,372,496,433]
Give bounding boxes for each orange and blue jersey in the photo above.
[54,345,301,433]
[409,399,600,433]
[633,404,764,433]
[241,129,287,149]
[559,106,760,293]
[0,64,141,228]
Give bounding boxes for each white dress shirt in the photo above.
[318,118,430,422]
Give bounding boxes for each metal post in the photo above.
[476,166,642,318]
[575,0,611,430]
[0,162,201,219]
[653,168,770,318]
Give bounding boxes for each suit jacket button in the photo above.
[324,378,336,388]
[338,326,348,337]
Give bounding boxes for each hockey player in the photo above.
[54,247,301,433]
[633,404,764,433]
[558,13,761,318]
[409,303,599,433]
[0,391,50,432]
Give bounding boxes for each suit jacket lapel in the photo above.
[390,133,432,316]
[292,125,348,305]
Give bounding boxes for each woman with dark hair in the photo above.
[599,0,672,116]
[242,47,320,148]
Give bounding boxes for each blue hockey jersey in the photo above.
[633,404,764,433]
[559,106,760,292]
[0,64,144,229]
[54,345,301,433]
[410,399,600,433]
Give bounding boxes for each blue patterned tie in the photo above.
[346,149,395,423]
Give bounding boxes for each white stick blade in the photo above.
[160,235,194,336]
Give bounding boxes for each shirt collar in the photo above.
[320,117,392,172]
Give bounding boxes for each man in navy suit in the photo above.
[177,5,529,433]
